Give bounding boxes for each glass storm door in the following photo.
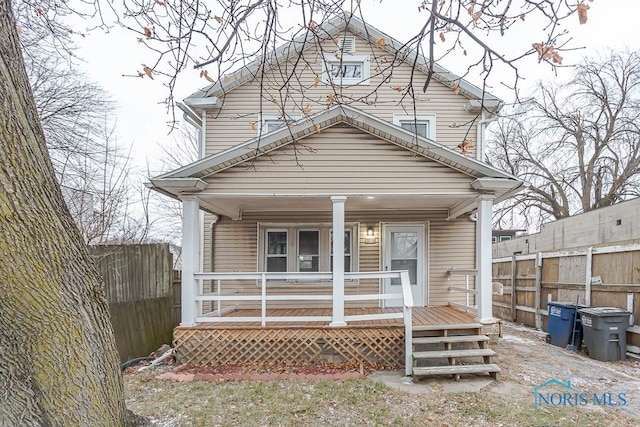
[382,225,425,307]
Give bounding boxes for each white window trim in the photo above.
[322,54,370,86]
[258,114,302,135]
[257,222,359,283]
[393,114,436,140]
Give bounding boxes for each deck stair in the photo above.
[410,323,500,379]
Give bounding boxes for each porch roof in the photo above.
[148,105,524,218]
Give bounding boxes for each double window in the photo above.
[393,114,436,140]
[261,224,357,273]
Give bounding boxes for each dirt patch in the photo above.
[491,322,640,419]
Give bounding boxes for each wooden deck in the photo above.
[191,306,477,328]
[173,306,481,367]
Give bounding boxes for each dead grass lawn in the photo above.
[124,373,635,426]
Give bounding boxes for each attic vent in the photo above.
[338,36,355,54]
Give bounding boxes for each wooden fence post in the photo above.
[535,252,542,329]
[585,247,593,306]
[511,255,517,321]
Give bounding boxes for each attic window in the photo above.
[322,54,370,86]
[337,36,355,54]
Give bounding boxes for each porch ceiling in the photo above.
[194,193,477,219]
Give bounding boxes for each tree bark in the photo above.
[0,2,133,425]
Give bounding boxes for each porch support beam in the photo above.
[476,194,495,324]
[330,195,348,326]
[181,196,201,326]
[448,198,478,220]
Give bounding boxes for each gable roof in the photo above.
[185,13,502,105]
[152,104,519,184]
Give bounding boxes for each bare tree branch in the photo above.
[488,51,640,230]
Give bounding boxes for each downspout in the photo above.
[176,101,204,158]
[210,215,220,271]
[199,111,206,159]
[475,104,502,161]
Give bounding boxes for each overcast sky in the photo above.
[73,1,640,174]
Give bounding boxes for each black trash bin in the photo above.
[546,301,585,348]
[578,307,632,361]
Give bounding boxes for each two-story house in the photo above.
[149,13,524,378]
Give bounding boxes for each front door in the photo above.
[382,224,426,307]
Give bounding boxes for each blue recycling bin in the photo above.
[546,302,585,348]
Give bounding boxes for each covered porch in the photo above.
[170,190,513,378]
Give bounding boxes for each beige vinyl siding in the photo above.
[428,216,477,307]
[203,212,256,274]
[203,210,475,309]
[204,126,475,195]
[204,32,479,156]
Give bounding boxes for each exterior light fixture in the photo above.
[365,226,376,244]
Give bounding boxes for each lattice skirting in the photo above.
[173,327,405,367]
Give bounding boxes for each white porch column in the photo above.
[330,196,347,326]
[476,194,495,323]
[181,196,201,326]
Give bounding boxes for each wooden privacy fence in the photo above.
[91,243,174,362]
[492,242,640,353]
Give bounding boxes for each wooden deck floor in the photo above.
[192,305,476,329]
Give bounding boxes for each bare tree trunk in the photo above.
[0,2,132,425]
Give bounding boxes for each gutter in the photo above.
[468,101,503,162]
[176,102,202,127]
[493,180,530,205]
[176,102,205,159]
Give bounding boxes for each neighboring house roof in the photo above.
[185,13,502,107]
[150,104,523,200]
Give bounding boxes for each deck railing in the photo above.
[447,268,478,313]
[190,270,414,375]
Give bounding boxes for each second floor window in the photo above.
[259,114,302,135]
[393,114,436,140]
